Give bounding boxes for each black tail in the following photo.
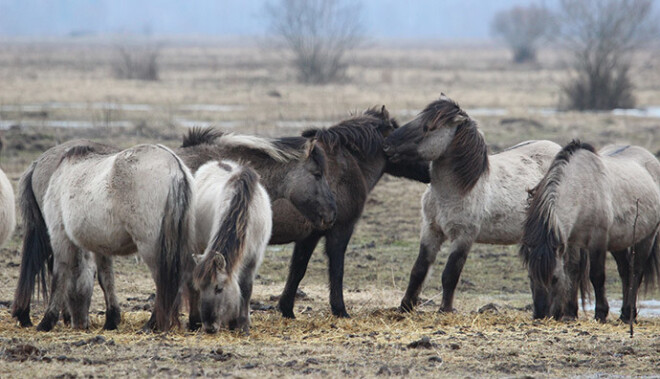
[154,149,195,331]
[11,162,53,327]
[212,166,257,272]
[641,232,660,293]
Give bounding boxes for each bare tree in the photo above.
[111,44,161,81]
[559,0,658,110]
[265,0,364,84]
[491,5,556,63]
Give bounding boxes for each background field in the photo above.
[0,39,659,377]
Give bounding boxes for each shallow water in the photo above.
[584,299,660,318]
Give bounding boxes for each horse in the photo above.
[0,165,16,248]
[14,142,196,332]
[179,106,430,318]
[383,94,562,313]
[12,140,127,330]
[192,160,272,334]
[521,141,660,322]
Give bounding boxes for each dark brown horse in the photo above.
[181,106,430,318]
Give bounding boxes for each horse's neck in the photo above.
[429,156,489,195]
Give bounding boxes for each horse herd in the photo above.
[0,94,657,334]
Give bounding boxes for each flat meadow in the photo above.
[0,38,659,377]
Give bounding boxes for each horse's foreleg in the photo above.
[185,277,201,331]
[400,225,446,312]
[440,238,474,313]
[278,232,323,319]
[95,253,121,330]
[234,263,256,335]
[589,246,609,322]
[325,224,356,318]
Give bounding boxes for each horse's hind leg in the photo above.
[278,232,323,319]
[589,246,609,322]
[400,224,446,312]
[66,250,94,330]
[37,234,77,332]
[95,253,121,330]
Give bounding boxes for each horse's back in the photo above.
[0,167,15,246]
[477,140,561,244]
[600,146,660,249]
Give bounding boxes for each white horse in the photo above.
[383,94,561,313]
[0,166,16,248]
[15,143,196,332]
[522,141,660,322]
[192,160,272,334]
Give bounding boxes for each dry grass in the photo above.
[1,39,660,377]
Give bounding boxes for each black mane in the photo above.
[302,107,394,158]
[182,127,224,148]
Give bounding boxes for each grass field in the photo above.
[1,39,659,377]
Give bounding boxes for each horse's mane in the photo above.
[181,127,308,163]
[60,144,112,164]
[181,127,225,148]
[422,96,489,194]
[302,106,395,158]
[520,139,596,290]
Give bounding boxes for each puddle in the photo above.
[275,120,334,129]
[179,104,245,112]
[0,120,133,129]
[584,299,660,318]
[175,119,239,129]
[0,103,246,113]
[611,106,660,118]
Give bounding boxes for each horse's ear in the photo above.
[380,105,389,119]
[192,254,203,265]
[305,139,317,157]
[213,252,226,271]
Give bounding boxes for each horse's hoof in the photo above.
[438,307,456,314]
[13,309,33,328]
[332,309,351,318]
[36,312,59,332]
[103,307,121,330]
[399,299,418,313]
[278,303,296,319]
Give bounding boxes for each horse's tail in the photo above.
[154,145,195,331]
[208,165,259,274]
[12,162,53,327]
[520,140,596,289]
[641,231,660,293]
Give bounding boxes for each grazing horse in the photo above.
[521,141,660,322]
[179,106,430,318]
[192,160,272,334]
[0,165,16,248]
[383,94,561,313]
[15,143,196,332]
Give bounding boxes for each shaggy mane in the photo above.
[182,127,225,148]
[302,107,395,158]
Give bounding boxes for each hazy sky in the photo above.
[0,0,556,39]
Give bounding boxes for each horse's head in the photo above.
[384,94,471,162]
[285,140,337,229]
[193,252,242,333]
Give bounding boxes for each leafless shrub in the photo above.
[264,0,364,84]
[491,5,556,63]
[559,0,658,110]
[111,44,160,81]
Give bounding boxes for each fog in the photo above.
[0,0,556,39]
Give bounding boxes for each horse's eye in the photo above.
[551,277,558,285]
[314,172,322,180]
[215,287,223,294]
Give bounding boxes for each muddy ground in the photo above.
[1,40,659,377]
